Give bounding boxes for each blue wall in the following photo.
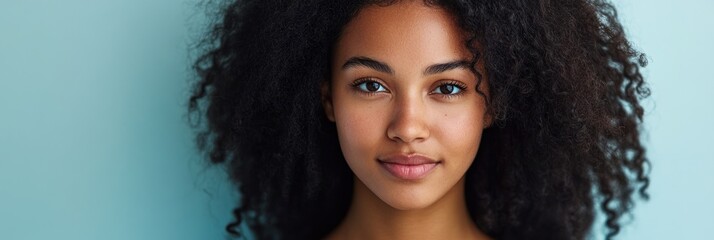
[0,0,711,239]
[611,0,714,239]
[0,1,236,239]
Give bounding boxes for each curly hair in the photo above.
[188,0,651,239]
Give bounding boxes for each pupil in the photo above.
[441,85,454,94]
[367,82,379,92]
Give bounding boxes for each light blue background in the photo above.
[0,0,711,239]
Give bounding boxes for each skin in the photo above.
[321,1,492,239]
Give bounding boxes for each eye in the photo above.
[353,79,388,93]
[431,82,465,95]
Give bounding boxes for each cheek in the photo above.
[434,105,484,165]
[333,100,388,163]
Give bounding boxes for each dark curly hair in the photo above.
[188,0,651,239]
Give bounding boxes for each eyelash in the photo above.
[350,78,388,96]
[433,80,467,99]
[350,78,467,99]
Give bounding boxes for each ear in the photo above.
[484,113,493,129]
[320,81,335,122]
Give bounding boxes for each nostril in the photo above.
[386,98,430,143]
[386,120,430,143]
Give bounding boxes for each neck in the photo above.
[327,176,490,240]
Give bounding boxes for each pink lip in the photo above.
[378,154,440,180]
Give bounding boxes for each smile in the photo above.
[379,162,439,180]
[378,159,440,180]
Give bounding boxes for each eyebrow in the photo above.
[423,60,471,75]
[342,56,393,74]
[341,56,471,76]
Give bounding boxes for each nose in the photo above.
[386,94,430,143]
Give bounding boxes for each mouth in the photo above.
[377,154,441,180]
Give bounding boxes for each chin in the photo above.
[375,187,442,211]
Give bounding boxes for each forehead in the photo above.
[333,1,472,70]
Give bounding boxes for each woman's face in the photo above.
[322,1,490,210]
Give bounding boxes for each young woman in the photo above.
[188,0,650,239]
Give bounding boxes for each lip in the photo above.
[378,154,440,180]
